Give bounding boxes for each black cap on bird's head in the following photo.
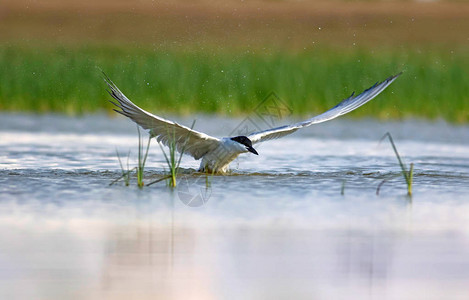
[231,136,258,155]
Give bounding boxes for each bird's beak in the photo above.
[247,146,258,155]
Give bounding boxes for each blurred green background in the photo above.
[1,0,468,122]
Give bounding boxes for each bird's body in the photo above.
[199,138,247,173]
[105,73,401,173]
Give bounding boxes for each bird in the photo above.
[105,72,401,173]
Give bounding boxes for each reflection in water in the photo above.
[2,195,469,299]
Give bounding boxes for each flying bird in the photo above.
[106,73,401,173]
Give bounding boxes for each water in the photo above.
[1,113,469,299]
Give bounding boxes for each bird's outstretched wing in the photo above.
[248,73,401,144]
[105,76,220,160]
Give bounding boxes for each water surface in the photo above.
[1,113,469,299]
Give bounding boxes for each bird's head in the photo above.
[230,136,258,155]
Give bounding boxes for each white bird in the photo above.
[105,72,401,173]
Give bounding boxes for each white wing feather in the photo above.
[248,73,401,144]
[105,76,220,160]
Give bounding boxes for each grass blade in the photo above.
[379,132,414,196]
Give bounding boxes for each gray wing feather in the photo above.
[248,73,401,144]
[105,76,220,160]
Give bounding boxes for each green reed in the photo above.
[377,132,414,196]
[0,45,467,123]
[116,149,131,186]
[156,121,196,188]
[136,127,152,188]
[110,126,151,187]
